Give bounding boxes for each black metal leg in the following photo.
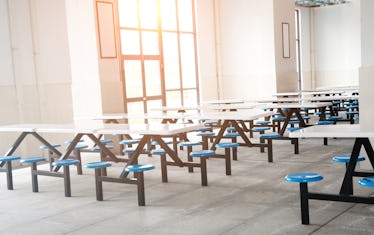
[160,154,168,183]
[136,172,145,206]
[63,165,71,197]
[300,182,310,225]
[5,161,14,190]
[225,148,231,175]
[31,163,38,192]
[94,168,103,201]
[267,139,273,163]
[187,146,194,173]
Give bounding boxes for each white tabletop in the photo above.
[205,103,260,111]
[203,99,244,105]
[150,106,201,112]
[84,113,190,121]
[288,124,374,138]
[186,109,274,121]
[257,95,358,103]
[0,123,204,136]
[260,102,332,109]
[96,123,204,135]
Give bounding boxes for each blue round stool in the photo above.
[52,159,80,197]
[216,142,239,175]
[125,164,155,206]
[20,157,47,192]
[285,172,323,224]
[0,155,21,190]
[190,150,215,186]
[84,162,112,201]
[358,176,374,188]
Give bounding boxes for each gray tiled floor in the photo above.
[1,136,374,234]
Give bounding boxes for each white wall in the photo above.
[312,1,361,88]
[215,0,277,100]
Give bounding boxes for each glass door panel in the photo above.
[142,31,159,55]
[139,0,159,29]
[160,0,177,30]
[124,60,143,98]
[180,33,196,88]
[163,32,180,90]
[183,89,198,106]
[118,0,138,27]
[166,91,182,106]
[121,30,140,55]
[145,60,162,96]
[127,101,145,124]
[178,0,193,32]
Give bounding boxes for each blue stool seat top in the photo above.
[151,148,167,155]
[91,145,114,152]
[345,105,358,109]
[272,116,286,121]
[358,176,374,188]
[204,120,219,125]
[287,127,302,132]
[52,159,80,167]
[125,164,155,172]
[353,116,360,121]
[216,142,239,148]
[20,157,46,164]
[326,116,342,121]
[197,131,215,137]
[190,150,215,158]
[316,120,335,125]
[332,100,341,105]
[224,132,240,137]
[40,144,61,149]
[100,139,113,144]
[256,120,271,125]
[84,161,112,169]
[285,172,323,183]
[196,127,213,132]
[0,156,21,162]
[179,141,201,147]
[332,154,365,163]
[151,140,173,146]
[252,127,271,132]
[288,120,300,125]
[260,133,282,139]
[65,139,84,144]
[226,127,236,132]
[345,111,359,115]
[74,144,89,150]
[123,147,146,153]
[119,139,140,145]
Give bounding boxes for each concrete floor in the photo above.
[1,136,374,235]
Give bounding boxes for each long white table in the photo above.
[260,102,333,135]
[289,124,374,205]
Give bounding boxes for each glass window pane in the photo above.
[160,0,177,30]
[145,60,161,96]
[183,89,198,106]
[166,91,181,107]
[124,60,143,98]
[118,0,138,28]
[163,32,180,89]
[127,101,145,124]
[139,0,159,29]
[180,33,196,89]
[142,31,159,55]
[121,30,140,55]
[178,0,193,32]
[147,100,163,123]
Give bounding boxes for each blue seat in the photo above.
[316,120,334,125]
[285,172,323,225]
[272,116,286,121]
[224,132,240,137]
[259,133,282,163]
[91,145,114,152]
[65,139,84,144]
[52,159,80,197]
[251,127,271,132]
[40,144,61,150]
[226,127,236,132]
[84,162,112,201]
[358,176,374,188]
[190,150,215,186]
[119,139,140,145]
[151,140,173,146]
[20,157,46,192]
[124,164,155,206]
[99,139,113,144]
[151,148,166,155]
[332,154,365,163]
[285,172,323,183]
[196,131,215,137]
[326,116,342,121]
[178,141,201,174]
[0,155,21,190]
[196,127,213,132]
[260,133,281,139]
[216,142,239,175]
